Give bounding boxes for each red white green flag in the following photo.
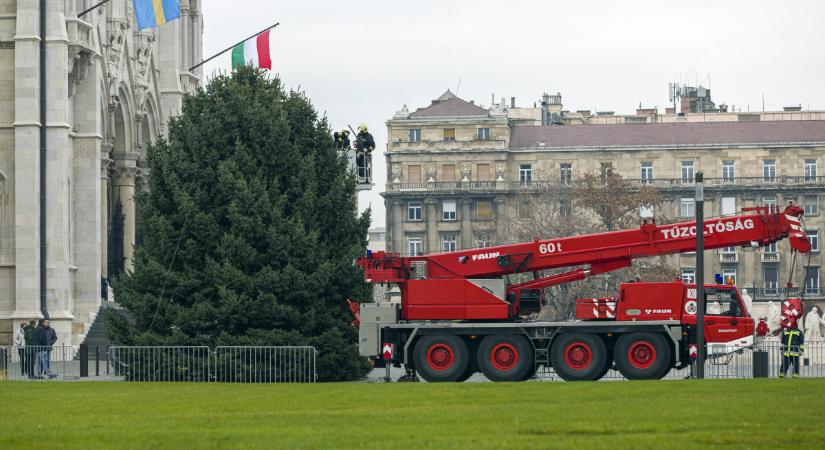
[231,30,272,69]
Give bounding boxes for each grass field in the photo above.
[1,379,823,449]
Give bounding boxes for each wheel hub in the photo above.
[426,344,454,371]
[564,342,592,370]
[628,341,656,369]
[491,343,519,371]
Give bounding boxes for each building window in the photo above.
[762,195,777,209]
[407,236,423,256]
[805,266,820,295]
[721,246,736,254]
[475,234,492,248]
[560,163,572,185]
[804,159,818,181]
[519,164,532,183]
[476,164,491,182]
[408,128,421,142]
[477,128,490,141]
[477,200,493,219]
[765,242,777,254]
[407,201,422,221]
[443,128,456,141]
[408,165,421,183]
[722,197,736,216]
[378,232,386,241]
[809,230,819,252]
[600,162,613,179]
[722,160,735,182]
[764,267,779,296]
[680,198,695,218]
[640,162,653,184]
[560,198,572,217]
[763,159,776,182]
[681,268,696,284]
[805,196,819,215]
[722,269,737,285]
[442,234,457,252]
[681,161,694,183]
[440,164,455,182]
[442,200,457,221]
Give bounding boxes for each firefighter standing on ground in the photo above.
[779,324,805,378]
[354,124,374,180]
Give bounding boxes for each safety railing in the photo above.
[106,345,317,383]
[213,346,316,383]
[0,346,77,381]
[535,340,825,381]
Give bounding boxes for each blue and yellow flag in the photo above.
[133,0,181,31]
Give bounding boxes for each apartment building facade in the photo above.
[383,91,825,308]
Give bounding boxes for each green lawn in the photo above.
[0,379,822,449]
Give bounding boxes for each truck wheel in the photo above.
[614,333,672,380]
[414,335,470,382]
[477,335,534,382]
[550,333,608,381]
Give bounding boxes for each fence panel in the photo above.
[0,346,77,381]
[213,346,316,383]
[108,346,211,382]
[536,340,825,381]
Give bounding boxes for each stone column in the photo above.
[460,198,473,250]
[12,0,43,320]
[114,165,137,273]
[100,143,112,279]
[45,0,74,342]
[495,197,507,245]
[425,197,437,253]
[390,200,403,254]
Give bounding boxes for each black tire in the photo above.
[550,333,608,381]
[414,334,470,382]
[477,335,534,382]
[614,332,672,380]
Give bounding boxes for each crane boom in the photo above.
[357,204,810,321]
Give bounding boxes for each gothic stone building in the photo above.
[384,91,825,317]
[0,0,203,345]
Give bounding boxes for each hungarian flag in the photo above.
[231,30,272,70]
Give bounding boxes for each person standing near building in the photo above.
[779,324,805,378]
[14,322,27,377]
[24,320,36,378]
[34,319,58,379]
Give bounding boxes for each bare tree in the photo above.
[499,172,678,320]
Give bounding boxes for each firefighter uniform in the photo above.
[779,327,805,378]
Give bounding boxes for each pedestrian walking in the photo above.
[14,322,26,377]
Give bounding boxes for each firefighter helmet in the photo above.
[358,123,368,132]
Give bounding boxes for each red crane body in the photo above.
[358,205,810,321]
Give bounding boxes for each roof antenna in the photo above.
[455,77,462,96]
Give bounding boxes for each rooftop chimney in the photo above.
[511,97,516,108]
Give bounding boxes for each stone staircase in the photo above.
[76,303,135,356]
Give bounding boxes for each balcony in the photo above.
[752,287,825,299]
[385,176,825,194]
[719,253,739,263]
[385,180,565,194]
[389,139,509,152]
[761,253,781,263]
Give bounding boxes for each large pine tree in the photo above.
[107,67,371,381]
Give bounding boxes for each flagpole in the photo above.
[77,0,111,18]
[189,22,279,72]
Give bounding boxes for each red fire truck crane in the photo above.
[353,204,811,382]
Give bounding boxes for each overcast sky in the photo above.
[200,0,825,228]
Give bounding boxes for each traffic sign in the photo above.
[382,343,394,360]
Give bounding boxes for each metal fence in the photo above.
[536,340,825,381]
[0,346,77,381]
[107,346,317,383]
[213,346,316,383]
